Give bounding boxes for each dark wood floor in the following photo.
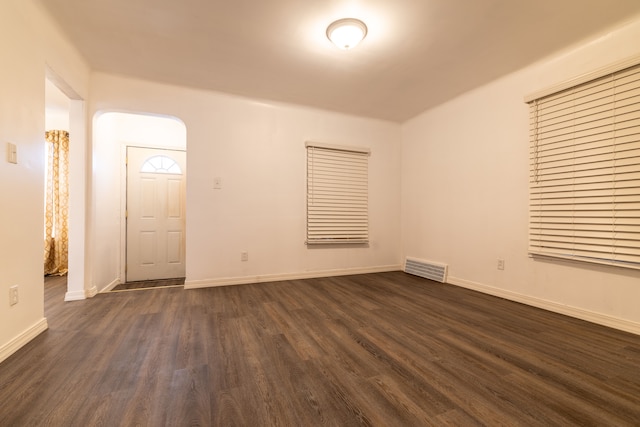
[1,272,639,426]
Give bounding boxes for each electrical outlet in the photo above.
[241,252,248,262]
[497,259,505,270]
[9,285,18,306]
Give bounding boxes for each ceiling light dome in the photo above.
[326,18,368,50]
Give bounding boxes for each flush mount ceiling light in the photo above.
[326,18,368,50]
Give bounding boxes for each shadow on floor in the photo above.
[111,277,185,291]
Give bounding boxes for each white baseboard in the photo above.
[99,279,121,293]
[447,276,640,336]
[64,289,86,301]
[185,264,402,289]
[0,318,48,364]
[64,283,101,301]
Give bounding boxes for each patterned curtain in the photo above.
[44,130,70,275]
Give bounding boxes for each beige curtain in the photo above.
[44,130,70,276]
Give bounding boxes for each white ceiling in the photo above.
[38,0,640,122]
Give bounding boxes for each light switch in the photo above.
[214,177,222,189]
[7,142,17,164]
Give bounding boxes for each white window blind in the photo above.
[528,62,640,269]
[306,142,370,244]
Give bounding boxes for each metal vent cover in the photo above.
[404,257,448,283]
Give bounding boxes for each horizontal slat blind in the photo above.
[307,144,369,244]
[529,62,640,268]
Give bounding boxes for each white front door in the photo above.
[126,146,186,281]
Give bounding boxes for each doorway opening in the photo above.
[93,112,187,292]
[45,71,89,302]
[44,79,70,277]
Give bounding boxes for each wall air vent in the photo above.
[404,257,448,283]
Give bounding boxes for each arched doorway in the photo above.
[92,112,187,291]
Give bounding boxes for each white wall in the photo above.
[401,16,640,334]
[90,74,402,290]
[0,0,89,362]
[45,78,70,131]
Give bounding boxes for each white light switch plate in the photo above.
[7,142,17,164]
[214,177,222,189]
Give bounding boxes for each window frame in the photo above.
[526,57,640,270]
[140,155,183,175]
[305,141,370,245]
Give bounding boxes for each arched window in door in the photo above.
[140,155,182,174]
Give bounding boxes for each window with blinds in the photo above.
[306,142,370,245]
[528,61,640,269]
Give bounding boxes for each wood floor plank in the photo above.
[448,323,640,423]
[1,272,639,425]
[262,301,323,360]
[165,364,212,427]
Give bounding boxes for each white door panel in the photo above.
[127,147,186,281]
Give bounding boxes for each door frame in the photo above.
[45,68,93,301]
[119,142,187,285]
